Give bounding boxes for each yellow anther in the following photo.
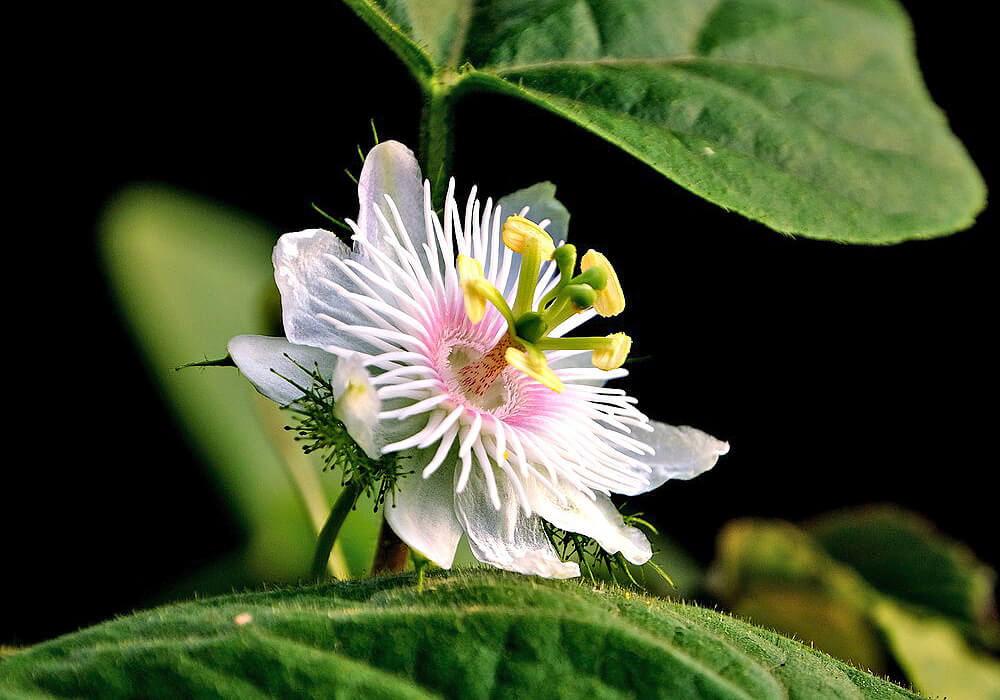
[504,346,564,393]
[502,215,556,260]
[581,249,624,317]
[592,333,632,371]
[457,254,489,323]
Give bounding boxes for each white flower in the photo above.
[228,141,729,579]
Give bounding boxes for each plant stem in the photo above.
[310,480,363,579]
[254,396,350,578]
[420,79,455,209]
[371,516,409,574]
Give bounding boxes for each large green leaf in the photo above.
[710,516,1000,699]
[100,185,380,585]
[0,571,923,699]
[346,0,984,243]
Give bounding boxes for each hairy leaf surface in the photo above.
[0,571,923,699]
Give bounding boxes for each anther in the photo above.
[592,333,632,370]
[457,255,489,322]
[581,250,624,317]
[504,346,564,393]
[502,216,556,259]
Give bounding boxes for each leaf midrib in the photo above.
[491,80,944,202]
[486,55,918,102]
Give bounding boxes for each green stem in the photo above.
[420,80,455,209]
[310,480,363,579]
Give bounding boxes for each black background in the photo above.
[5,1,994,646]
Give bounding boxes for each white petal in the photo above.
[384,447,463,569]
[356,141,427,263]
[227,335,336,406]
[527,478,653,565]
[616,422,730,496]
[454,462,580,579]
[332,354,380,460]
[495,182,570,298]
[272,228,374,351]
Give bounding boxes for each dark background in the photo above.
[5,1,994,646]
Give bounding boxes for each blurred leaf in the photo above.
[710,519,885,671]
[0,571,923,699]
[874,602,1000,700]
[810,506,998,627]
[732,587,887,673]
[100,185,379,585]
[711,516,1000,699]
[348,0,984,243]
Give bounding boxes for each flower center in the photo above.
[455,334,516,399]
[455,216,634,392]
[447,339,512,411]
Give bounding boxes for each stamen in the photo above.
[504,216,554,318]
[504,345,564,393]
[592,332,632,370]
[535,333,632,371]
[457,255,489,322]
[581,249,625,317]
[502,215,556,259]
[458,254,518,330]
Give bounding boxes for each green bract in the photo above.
[346,0,984,243]
[0,571,924,699]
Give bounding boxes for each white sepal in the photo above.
[616,422,730,496]
[384,446,464,569]
[227,335,335,407]
[528,477,653,565]
[454,462,580,579]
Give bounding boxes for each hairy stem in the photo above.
[310,480,363,579]
[420,80,456,209]
[371,516,409,574]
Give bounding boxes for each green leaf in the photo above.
[0,571,923,699]
[873,602,1000,700]
[710,517,1000,699]
[810,506,998,629]
[99,185,379,585]
[346,0,984,243]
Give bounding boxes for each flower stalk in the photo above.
[310,480,364,579]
